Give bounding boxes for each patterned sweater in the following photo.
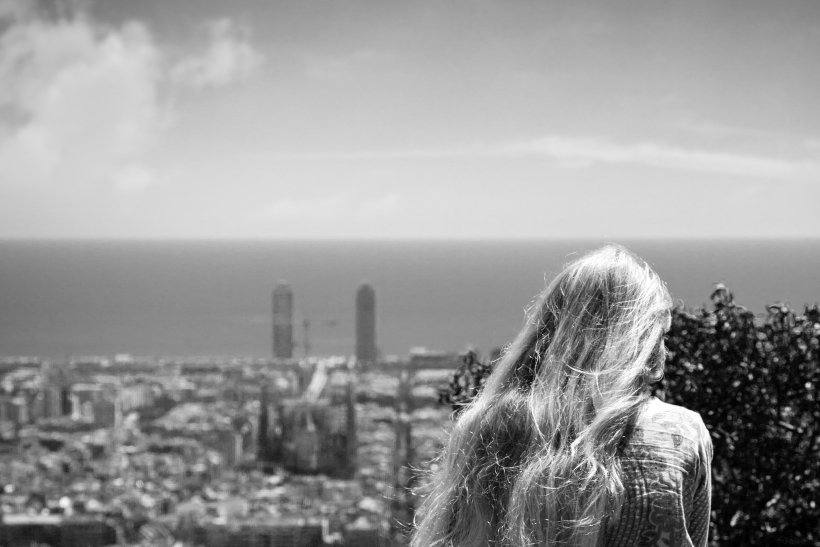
[605,397,713,547]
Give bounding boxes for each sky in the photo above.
[0,0,818,239]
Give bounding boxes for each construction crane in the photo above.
[302,318,311,358]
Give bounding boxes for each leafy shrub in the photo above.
[436,350,494,414]
[661,286,819,546]
[437,285,820,546]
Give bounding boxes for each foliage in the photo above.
[660,285,819,546]
[437,285,820,546]
[436,350,494,414]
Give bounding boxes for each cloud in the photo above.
[267,147,476,161]
[267,136,820,180]
[0,5,262,190]
[673,119,790,140]
[504,137,820,179]
[0,8,165,187]
[170,19,262,89]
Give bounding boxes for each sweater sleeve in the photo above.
[687,417,713,547]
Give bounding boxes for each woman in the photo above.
[411,245,712,547]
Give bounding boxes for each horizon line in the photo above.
[1,235,819,243]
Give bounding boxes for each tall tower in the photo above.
[257,384,269,462]
[345,370,358,477]
[355,283,377,363]
[272,281,294,359]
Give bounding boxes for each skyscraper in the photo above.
[272,282,294,359]
[356,283,376,363]
[257,384,270,462]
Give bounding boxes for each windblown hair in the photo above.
[411,245,672,547]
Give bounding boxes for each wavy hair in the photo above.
[411,245,672,547]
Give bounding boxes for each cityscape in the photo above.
[0,0,816,544]
[0,282,468,547]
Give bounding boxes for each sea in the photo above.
[0,239,818,360]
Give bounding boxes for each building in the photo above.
[277,398,356,479]
[0,515,117,547]
[273,282,294,359]
[0,515,61,547]
[407,348,460,370]
[198,521,323,547]
[0,395,29,426]
[391,370,415,533]
[119,382,154,413]
[257,384,271,462]
[344,525,383,547]
[60,517,119,547]
[356,283,377,363]
[41,364,73,418]
[257,381,285,465]
[68,384,117,426]
[201,427,245,467]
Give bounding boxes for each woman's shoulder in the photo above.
[634,396,711,446]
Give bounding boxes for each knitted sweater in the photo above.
[605,397,713,547]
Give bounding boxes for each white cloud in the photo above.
[267,136,820,180]
[0,6,262,190]
[170,19,262,89]
[0,10,165,186]
[267,148,475,161]
[504,136,820,179]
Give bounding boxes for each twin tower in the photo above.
[272,282,377,362]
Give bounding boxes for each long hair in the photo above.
[411,245,672,547]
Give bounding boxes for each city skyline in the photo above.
[0,1,818,240]
[0,349,436,546]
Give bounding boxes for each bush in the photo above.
[437,285,820,546]
[661,285,819,546]
[437,350,494,413]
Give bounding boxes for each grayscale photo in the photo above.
[0,1,818,546]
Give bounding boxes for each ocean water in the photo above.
[0,239,818,360]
